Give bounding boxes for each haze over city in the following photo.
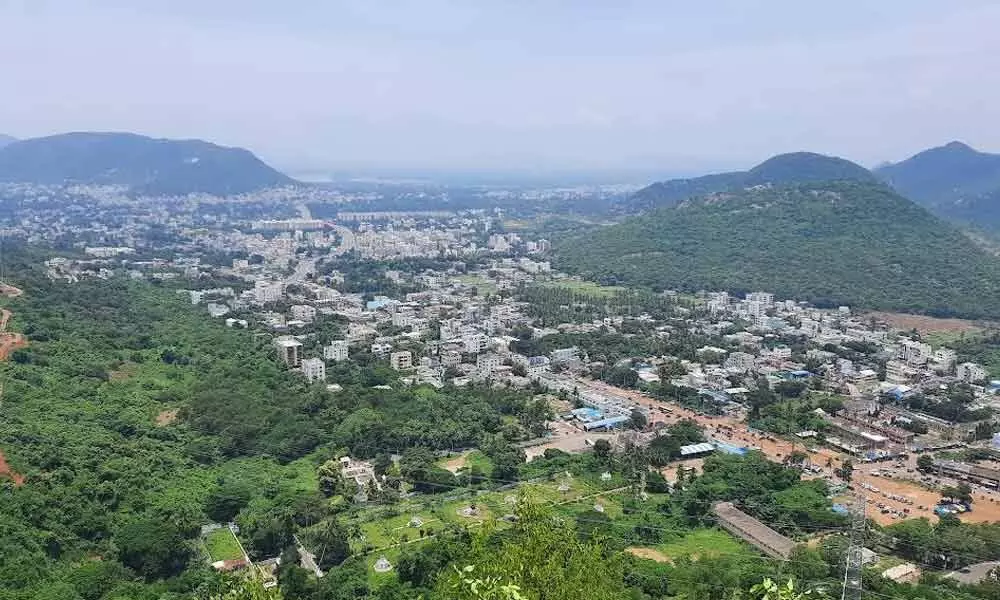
[2,0,1000,174]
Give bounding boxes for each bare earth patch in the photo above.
[156,409,179,426]
[627,547,671,563]
[441,452,469,474]
[866,311,985,334]
[0,449,25,486]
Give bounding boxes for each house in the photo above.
[390,351,413,371]
[301,358,326,383]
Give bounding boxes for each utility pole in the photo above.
[841,493,866,600]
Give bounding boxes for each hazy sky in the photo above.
[2,0,1000,174]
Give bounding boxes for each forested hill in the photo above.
[622,152,875,213]
[555,180,1000,319]
[875,141,1000,229]
[0,132,294,196]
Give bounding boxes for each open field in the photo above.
[204,527,244,562]
[656,528,751,561]
[541,279,627,298]
[866,311,987,335]
[454,274,498,295]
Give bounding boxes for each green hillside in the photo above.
[557,181,1000,318]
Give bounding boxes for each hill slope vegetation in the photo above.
[0,131,293,195]
[557,181,1000,318]
[624,152,875,213]
[876,141,1000,228]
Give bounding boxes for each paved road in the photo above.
[947,561,1000,584]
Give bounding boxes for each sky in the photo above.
[2,0,1000,175]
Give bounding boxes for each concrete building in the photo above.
[371,342,393,358]
[476,353,502,377]
[275,336,302,368]
[957,362,988,383]
[712,502,794,559]
[290,304,317,323]
[724,352,756,372]
[254,280,283,304]
[550,347,579,364]
[390,350,413,371]
[301,357,326,383]
[897,339,933,366]
[323,340,349,362]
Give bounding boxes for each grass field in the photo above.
[542,280,627,298]
[454,274,498,295]
[204,527,244,562]
[656,528,749,561]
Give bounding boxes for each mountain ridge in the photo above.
[557,180,1000,319]
[874,141,1000,228]
[622,151,875,213]
[0,131,294,196]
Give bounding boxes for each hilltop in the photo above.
[876,141,1000,228]
[556,180,1000,318]
[623,151,875,213]
[0,132,294,195]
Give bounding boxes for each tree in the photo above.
[436,503,627,600]
[318,459,352,498]
[834,459,854,483]
[628,408,647,430]
[211,575,283,600]
[116,517,191,581]
[593,439,612,460]
[745,578,822,600]
[307,520,351,570]
[916,454,934,472]
[205,480,253,522]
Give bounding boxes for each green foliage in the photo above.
[557,181,1000,318]
[116,517,191,580]
[435,503,628,600]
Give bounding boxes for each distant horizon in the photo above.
[2,127,992,186]
[3,1,1000,172]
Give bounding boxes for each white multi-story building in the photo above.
[441,350,462,367]
[324,340,349,362]
[956,362,988,383]
[932,348,957,371]
[897,339,933,366]
[301,357,326,383]
[371,342,393,358]
[476,353,502,377]
[390,351,413,371]
[254,280,284,304]
[462,332,488,354]
[724,352,755,372]
[290,304,317,323]
[746,292,774,306]
[275,336,302,368]
[550,347,579,363]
